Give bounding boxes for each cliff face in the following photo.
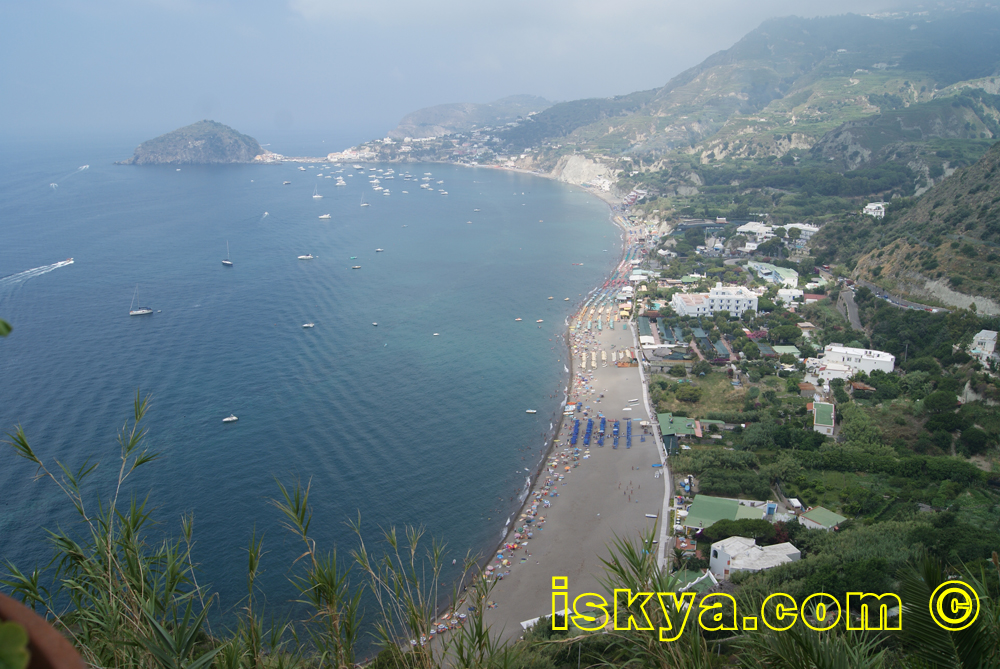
[120,120,265,165]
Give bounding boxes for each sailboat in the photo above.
[129,285,153,316]
[312,185,323,199]
[222,241,233,266]
[360,194,370,207]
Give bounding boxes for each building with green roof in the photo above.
[798,506,847,531]
[813,402,835,436]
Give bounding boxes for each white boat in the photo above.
[298,254,314,260]
[372,322,378,326]
[433,333,439,336]
[312,185,322,199]
[526,409,537,414]
[382,190,390,196]
[298,166,306,171]
[360,195,369,207]
[223,414,238,423]
[351,265,361,269]
[222,241,233,267]
[375,248,384,252]
[318,214,331,219]
[303,323,315,328]
[129,285,153,316]
[283,181,291,185]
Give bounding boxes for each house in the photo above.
[709,536,800,580]
[971,330,998,364]
[736,221,775,242]
[863,202,888,218]
[783,223,820,241]
[813,361,853,383]
[813,402,835,436]
[820,344,895,375]
[796,322,818,339]
[679,495,771,534]
[670,283,758,318]
[798,382,817,398]
[799,506,847,531]
[747,261,799,287]
[773,345,801,359]
[777,288,804,305]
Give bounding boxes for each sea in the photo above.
[0,136,621,627]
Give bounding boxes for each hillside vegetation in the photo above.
[496,9,1000,174]
[387,95,551,139]
[839,139,1000,311]
[120,120,264,165]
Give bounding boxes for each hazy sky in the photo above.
[1,0,901,149]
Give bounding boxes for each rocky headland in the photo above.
[118,120,267,165]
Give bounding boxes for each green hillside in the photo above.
[120,120,264,165]
[812,139,1000,310]
[493,9,1000,176]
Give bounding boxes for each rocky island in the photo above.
[118,120,266,165]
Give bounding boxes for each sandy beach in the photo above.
[479,245,668,641]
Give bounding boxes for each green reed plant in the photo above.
[3,391,221,669]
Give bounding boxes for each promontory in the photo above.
[118,120,266,165]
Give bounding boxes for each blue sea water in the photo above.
[0,137,621,622]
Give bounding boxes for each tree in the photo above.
[691,360,713,376]
[786,227,801,241]
[744,341,760,360]
[923,390,958,414]
[669,364,687,377]
[675,386,702,403]
[959,426,989,455]
[769,324,801,343]
[741,310,757,324]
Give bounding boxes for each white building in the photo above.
[863,202,888,218]
[777,288,804,305]
[971,330,998,364]
[798,506,847,531]
[782,223,820,241]
[821,344,895,375]
[813,361,854,383]
[671,283,758,318]
[736,221,775,242]
[709,536,800,580]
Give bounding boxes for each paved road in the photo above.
[838,289,864,331]
[855,279,949,313]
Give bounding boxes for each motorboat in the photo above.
[351,266,361,269]
[375,248,384,252]
[318,214,331,219]
[303,323,315,328]
[514,318,522,321]
[298,254,314,260]
[223,414,238,423]
[536,319,543,323]
[526,409,537,414]
[283,181,291,185]
[372,322,378,326]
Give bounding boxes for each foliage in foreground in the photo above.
[3,396,1000,669]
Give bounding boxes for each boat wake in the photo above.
[0,259,74,289]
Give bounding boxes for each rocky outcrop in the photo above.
[549,155,613,186]
[120,120,265,165]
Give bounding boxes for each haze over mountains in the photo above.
[387,95,552,139]
[387,8,1000,178]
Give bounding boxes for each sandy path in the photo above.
[481,321,666,642]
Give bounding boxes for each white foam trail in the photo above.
[0,259,74,289]
[564,365,569,373]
